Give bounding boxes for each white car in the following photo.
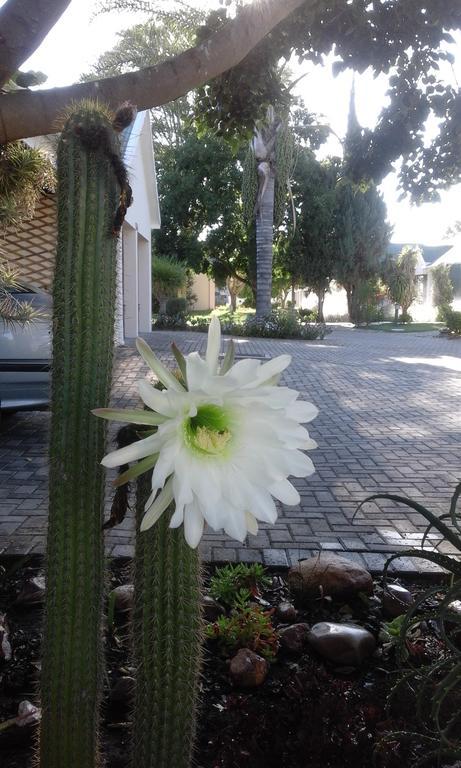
[0,282,51,411]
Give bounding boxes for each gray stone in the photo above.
[383,584,414,618]
[288,554,373,603]
[307,622,376,666]
[202,595,225,622]
[229,648,268,688]
[276,601,298,624]
[278,623,310,653]
[15,576,46,605]
[111,584,134,612]
[15,700,41,728]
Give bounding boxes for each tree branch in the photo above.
[0,0,311,143]
[0,0,71,88]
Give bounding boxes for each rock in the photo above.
[276,601,298,624]
[278,623,310,653]
[383,584,414,618]
[202,595,225,622]
[307,622,376,666]
[0,613,12,661]
[288,554,373,603]
[109,676,135,704]
[229,648,268,688]
[15,576,46,606]
[15,700,41,727]
[110,584,134,612]
[448,600,461,617]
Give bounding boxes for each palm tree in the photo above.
[246,106,294,317]
[253,109,279,316]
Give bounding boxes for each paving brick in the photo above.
[1,327,460,574]
[263,549,289,567]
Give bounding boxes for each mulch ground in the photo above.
[0,557,456,768]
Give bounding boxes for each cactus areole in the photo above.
[40,101,132,768]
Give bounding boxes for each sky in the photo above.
[12,0,461,245]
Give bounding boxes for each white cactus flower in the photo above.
[94,317,318,548]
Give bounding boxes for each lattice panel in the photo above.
[0,194,57,290]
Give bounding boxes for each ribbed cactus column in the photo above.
[40,103,123,768]
[132,473,203,768]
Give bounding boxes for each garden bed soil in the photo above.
[0,556,456,768]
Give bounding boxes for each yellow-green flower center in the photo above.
[184,404,232,457]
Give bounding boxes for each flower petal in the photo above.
[245,511,259,536]
[151,440,178,490]
[140,477,174,531]
[222,503,247,542]
[184,502,204,548]
[185,352,210,391]
[138,380,175,416]
[286,400,319,423]
[169,503,184,528]
[206,315,221,374]
[136,337,185,392]
[269,478,300,505]
[287,450,316,478]
[254,355,291,385]
[101,433,160,468]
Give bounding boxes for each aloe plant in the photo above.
[40,101,132,768]
[131,473,203,768]
[359,483,461,767]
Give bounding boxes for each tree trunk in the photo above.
[346,286,353,321]
[348,285,361,325]
[255,173,275,318]
[159,297,167,314]
[394,304,399,323]
[0,0,311,143]
[230,291,237,311]
[317,290,325,323]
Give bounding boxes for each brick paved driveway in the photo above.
[1,327,460,572]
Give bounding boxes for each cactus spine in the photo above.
[40,103,122,768]
[132,474,203,768]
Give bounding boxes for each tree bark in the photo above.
[317,289,325,322]
[255,173,275,317]
[0,0,312,143]
[0,0,71,88]
[159,297,167,314]
[346,285,353,320]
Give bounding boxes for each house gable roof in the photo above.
[388,242,452,266]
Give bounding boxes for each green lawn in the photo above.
[364,322,444,333]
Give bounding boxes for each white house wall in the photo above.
[137,235,152,333]
[122,224,139,339]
